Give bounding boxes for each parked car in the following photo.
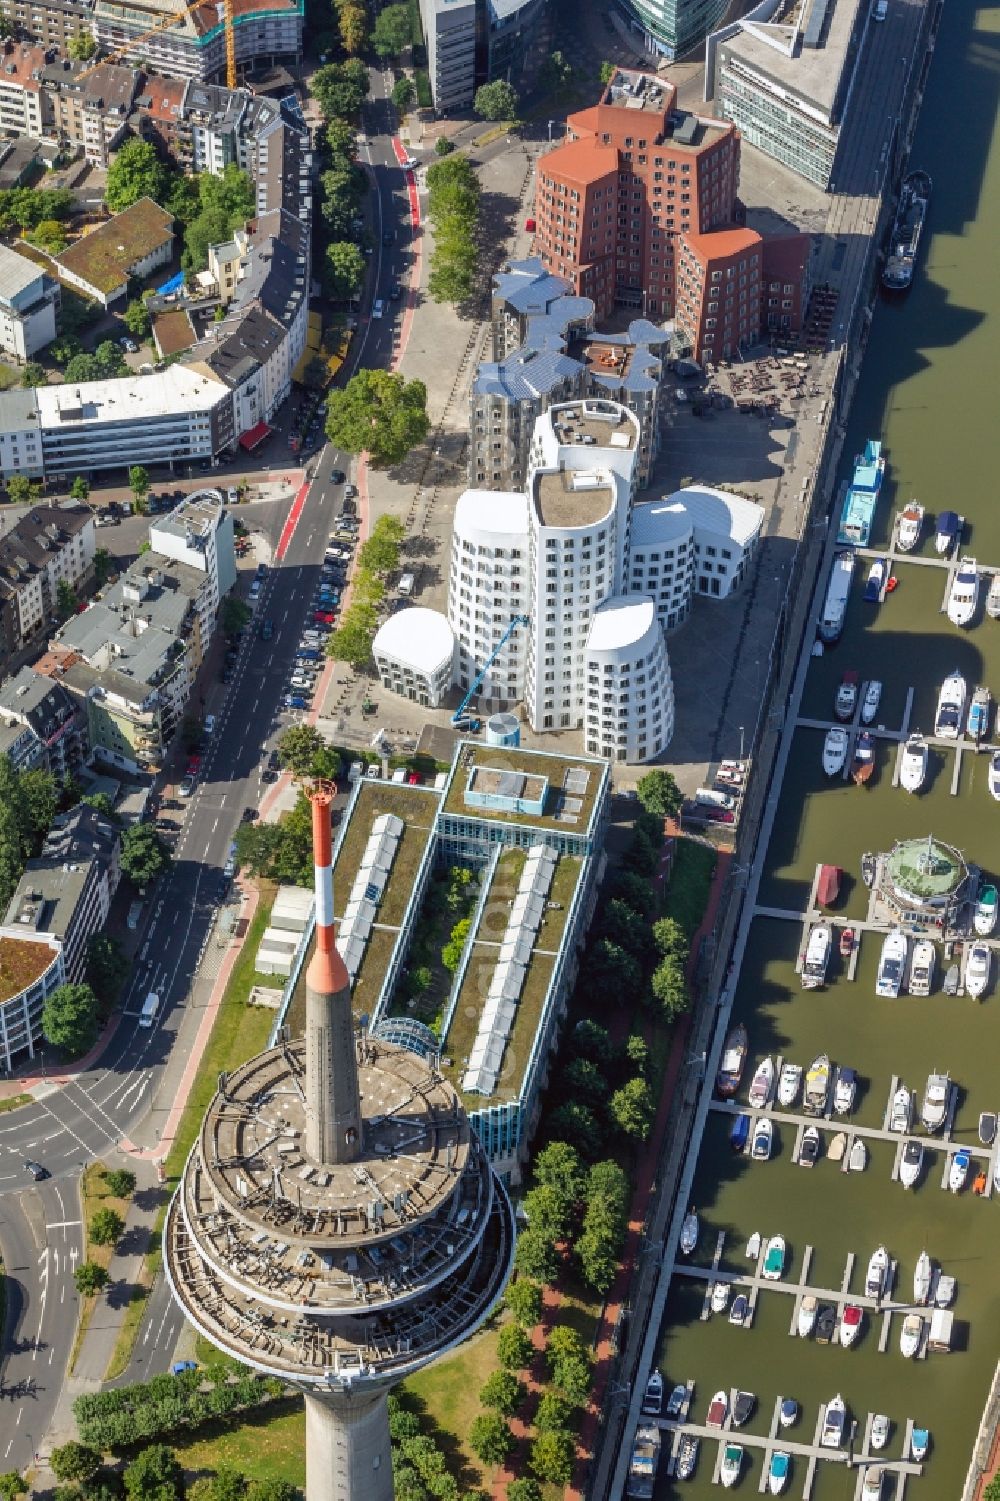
[120,336,138,354]
[372,299,385,320]
[24,1160,48,1181]
[259,618,275,641]
[330,469,346,485]
[285,695,308,710]
[179,776,196,797]
[389,281,401,300]
[289,674,314,690]
[314,611,336,625]
[203,713,216,736]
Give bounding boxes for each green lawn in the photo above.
[172,1401,305,1488]
[403,1324,502,1490]
[661,839,716,934]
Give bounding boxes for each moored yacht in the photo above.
[989,572,1000,620]
[716,1023,748,1097]
[974,884,999,935]
[990,750,1000,801]
[751,1117,773,1161]
[908,939,936,996]
[862,1467,885,1501]
[934,669,967,739]
[720,1443,743,1490]
[899,734,928,792]
[821,1394,846,1448]
[641,1372,663,1415]
[804,1054,831,1114]
[897,500,924,551]
[921,1071,951,1132]
[900,1139,924,1189]
[822,727,849,776]
[676,1435,699,1482]
[876,928,908,997]
[861,680,883,724]
[801,924,832,989]
[866,1245,890,1300]
[819,550,856,643]
[890,1084,913,1133]
[900,1312,924,1358]
[748,1056,775,1109]
[768,1451,790,1496]
[852,731,876,784]
[966,941,992,1000]
[840,1304,863,1348]
[871,1414,890,1451]
[949,1148,971,1192]
[935,510,961,555]
[947,556,979,626]
[778,1062,802,1107]
[863,557,888,604]
[914,1250,933,1304]
[833,1067,857,1115]
[968,686,992,741]
[835,671,859,721]
[797,1295,818,1337]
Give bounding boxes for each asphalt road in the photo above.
[0,65,420,1433]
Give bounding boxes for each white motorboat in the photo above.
[989,573,1000,619]
[680,1210,698,1254]
[865,1246,890,1300]
[871,1414,890,1452]
[801,925,832,989]
[751,1117,773,1162]
[797,1295,818,1338]
[720,1443,743,1489]
[908,939,936,996]
[899,1138,924,1188]
[840,1304,863,1347]
[900,1312,923,1358]
[876,928,908,998]
[711,1281,730,1313]
[745,1231,762,1260]
[914,1250,933,1304]
[762,1235,786,1280]
[822,727,849,776]
[835,672,859,721]
[890,1084,912,1133]
[965,942,992,1000]
[921,1071,951,1132]
[862,1467,885,1501]
[934,669,967,739]
[767,1451,790,1496]
[834,1067,857,1115]
[849,1138,867,1172]
[949,1148,971,1192]
[642,1372,664,1415]
[798,1124,821,1167]
[911,1428,930,1461]
[974,884,999,935]
[990,750,1000,802]
[821,1394,846,1448]
[897,500,924,551]
[935,1274,956,1308]
[860,680,882,724]
[666,1383,692,1421]
[707,1390,728,1428]
[779,1399,798,1429]
[777,1063,802,1107]
[748,1056,775,1109]
[947,556,979,626]
[899,733,928,793]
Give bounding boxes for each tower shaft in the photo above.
[305,1391,393,1501]
[304,785,362,1166]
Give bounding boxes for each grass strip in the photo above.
[0,1093,32,1114]
[661,839,716,935]
[70,1164,130,1374]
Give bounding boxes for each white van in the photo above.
[398,572,415,596]
[694,787,736,811]
[139,992,160,1027]
[347,760,363,783]
[872,0,888,17]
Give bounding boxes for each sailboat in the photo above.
[899,733,928,792]
[897,500,924,551]
[914,1251,933,1304]
[947,556,979,626]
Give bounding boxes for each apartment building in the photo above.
[0,243,59,362]
[92,0,303,82]
[5,803,121,983]
[707,0,869,190]
[0,0,92,53]
[490,257,594,360]
[0,503,95,669]
[628,485,763,626]
[0,665,86,775]
[674,225,762,363]
[55,197,174,306]
[40,56,140,165]
[149,490,237,628]
[0,40,50,135]
[583,595,674,764]
[448,488,531,706]
[0,926,62,1073]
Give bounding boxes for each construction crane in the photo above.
[75,0,237,90]
[452,615,530,729]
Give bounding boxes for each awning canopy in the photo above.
[239,421,273,452]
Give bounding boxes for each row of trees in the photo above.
[49,1444,296,1501]
[324,512,412,667]
[73,1368,283,1451]
[0,187,74,234]
[425,155,480,305]
[515,1138,630,1295]
[388,1397,488,1501]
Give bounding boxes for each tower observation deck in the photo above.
[164,784,516,1501]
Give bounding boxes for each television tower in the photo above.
[165,783,515,1501]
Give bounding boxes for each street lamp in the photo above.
[738,724,745,761]
[547,119,564,143]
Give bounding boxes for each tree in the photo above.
[0,1477,24,1501]
[6,475,37,505]
[104,1168,136,1198]
[50,1446,101,1485]
[600,896,650,958]
[588,938,640,998]
[504,1278,542,1328]
[277,724,336,778]
[435,136,455,156]
[530,1430,574,1486]
[506,1484,541,1501]
[495,1321,534,1371]
[625,1033,649,1072]
[571,1018,612,1066]
[513,1228,559,1284]
[311,59,370,122]
[359,514,406,574]
[120,822,168,888]
[68,28,97,58]
[636,769,683,820]
[29,218,67,254]
[86,933,128,1005]
[93,548,113,588]
[392,77,415,111]
[123,299,152,340]
[182,165,256,271]
[562,1056,604,1107]
[985,1479,1000,1501]
[479,1370,525,1416]
[545,1100,601,1160]
[106,139,172,214]
[326,240,366,299]
[90,1207,124,1247]
[326,370,429,468]
[63,353,99,384]
[325,603,377,669]
[612,868,655,918]
[128,465,150,510]
[522,1183,572,1241]
[74,1261,109,1296]
[69,475,90,501]
[468,1413,514,1468]
[123,1446,184,1501]
[234,820,285,877]
[372,3,411,55]
[541,49,575,103]
[21,361,47,388]
[599,59,616,84]
[338,1,367,52]
[441,917,471,972]
[42,982,99,1056]
[650,955,689,1021]
[222,595,252,636]
[473,81,518,121]
[652,915,688,960]
[534,1392,577,1433]
[609,1076,654,1139]
[56,578,78,621]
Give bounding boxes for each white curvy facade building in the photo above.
[382,401,762,764]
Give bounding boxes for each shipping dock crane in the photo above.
[451,615,529,729]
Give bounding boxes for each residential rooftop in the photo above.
[441,742,604,836]
[0,243,46,306]
[534,465,615,528]
[55,197,174,296]
[0,930,60,1005]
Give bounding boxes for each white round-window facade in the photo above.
[448,490,530,706]
[583,595,674,764]
[373,608,456,709]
